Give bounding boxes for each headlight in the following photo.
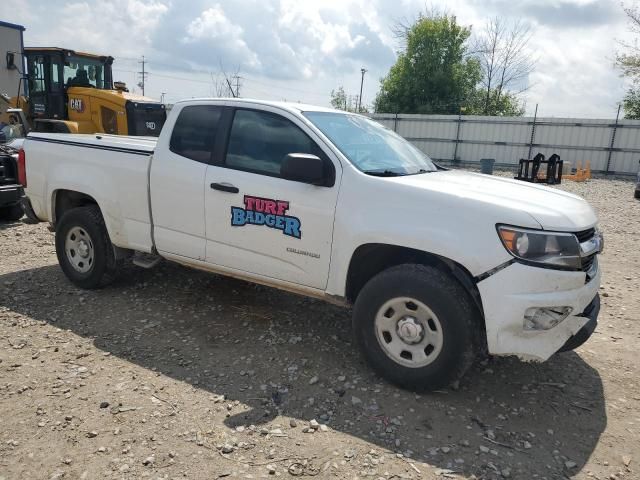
[497,226,581,269]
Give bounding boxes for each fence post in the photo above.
[606,105,621,174]
[527,103,538,160]
[453,108,463,161]
[394,112,399,132]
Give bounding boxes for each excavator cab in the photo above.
[23,48,165,136]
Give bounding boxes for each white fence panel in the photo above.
[370,113,640,175]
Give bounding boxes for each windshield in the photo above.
[303,112,437,176]
[64,56,108,89]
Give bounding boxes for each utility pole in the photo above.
[358,67,367,112]
[138,55,148,96]
[232,75,242,98]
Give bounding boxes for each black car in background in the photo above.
[0,143,24,221]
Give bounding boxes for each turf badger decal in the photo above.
[231,195,302,239]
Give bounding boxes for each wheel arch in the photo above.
[345,243,485,328]
[52,189,100,225]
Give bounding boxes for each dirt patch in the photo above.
[0,177,638,479]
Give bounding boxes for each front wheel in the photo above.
[352,264,480,391]
[55,205,121,289]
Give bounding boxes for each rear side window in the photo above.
[225,109,321,176]
[170,105,222,163]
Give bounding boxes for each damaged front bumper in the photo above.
[477,261,601,362]
[558,293,599,352]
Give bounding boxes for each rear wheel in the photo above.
[55,205,121,289]
[352,264,480,391]
[0,204,23,221]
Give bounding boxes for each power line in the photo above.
[118,65,327,98]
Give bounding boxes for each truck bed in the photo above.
[23,132,158,252]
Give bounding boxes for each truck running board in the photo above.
[132,252,162,269]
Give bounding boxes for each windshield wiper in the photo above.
[363,169,407,177]
[406,168,436,175]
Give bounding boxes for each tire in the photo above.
[635,189,640,199]
[352,264,480,391]
[55,205,121,289]
[0,204,23,221]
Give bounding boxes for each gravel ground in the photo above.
[0,176,638,480]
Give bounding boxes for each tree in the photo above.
[618,2,640,118]
[475,18,535,115]
[374,13,481,114]
[330,86,368,112]
[623,87,640,119]
[330,86,350,110]
[466,88,525,116]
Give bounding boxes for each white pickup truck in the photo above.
[19,98,603,391]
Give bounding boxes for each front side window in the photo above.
[304,112,437,176]
[50,62,63,92]
[225,109,321,177]
[169,105,222,163]
[27,56,46,93]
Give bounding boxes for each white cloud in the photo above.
[182,5,259,69]
[0,0,633,117]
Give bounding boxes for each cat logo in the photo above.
[69,98,84,112]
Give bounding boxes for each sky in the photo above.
[0,0,634,118]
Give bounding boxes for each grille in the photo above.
[574,228,595,243]
[574,228,598,280]
[581,254,596,273]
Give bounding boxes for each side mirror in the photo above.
[281,153,325,185]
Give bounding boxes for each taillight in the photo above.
[18,148,26,188]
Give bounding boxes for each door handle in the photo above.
[210,182,239,194]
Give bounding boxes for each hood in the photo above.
[389,170,597,231]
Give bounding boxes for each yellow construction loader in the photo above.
[6,47,166,136]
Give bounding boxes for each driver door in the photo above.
[203,106,341,289]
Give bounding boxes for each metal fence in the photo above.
[370,111,640,175]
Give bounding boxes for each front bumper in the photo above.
[558,294,599,352]
[0,183,21,207]
[477,261,601,361]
